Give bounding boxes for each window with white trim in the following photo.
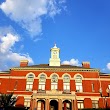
[63,75,70,92]
[38,74,46,91]
[75,75,83,92]
[51,74,58,90]
[26,74,34,91]
[14,80,18,90]
[77,100,84,109]
[92,100,98,108]
[92,83,95,92]
[24,99,30,108]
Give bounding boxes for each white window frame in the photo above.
[26,82,33,91]
[63,75,70,92]
[92,100,98,108]
[39,74,46,82]
[92,83,95,92]
[39,74,46,91]
[51,75,58,90]
[39,82,45,90]
[63,83,70,91]
[77,100,84,109]
[24,99,30,107]
[75,75,83,92]
[63,75,70,82]
[51,82,57,90]
[76,83,83,92]
[51,75,58,82]
[26,74,34,91]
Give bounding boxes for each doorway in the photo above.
[50,100,58,110]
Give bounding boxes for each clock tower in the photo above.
[49,44,60,66]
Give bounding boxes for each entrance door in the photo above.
[63,100,71,110]
[50,100,58,110]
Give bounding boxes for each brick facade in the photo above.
[0,45,110,110]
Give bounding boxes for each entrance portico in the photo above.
[30,90,76,110]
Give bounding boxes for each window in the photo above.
[51,74,58,90]
[64,75,70,82]
[38,74,46,91]
[24,99,30,108]
[77,100,84,109]
[75,75,83,92]
[39,74,46,82]
[14,80,18,90]
[92,100,98,108]
[92,83,95,92]
[52,74,58,82]
[26,74,34,91]
[63,75,70,92]
[51,83,57,89]
[39,83,45,90]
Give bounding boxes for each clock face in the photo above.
[53,51,57,54]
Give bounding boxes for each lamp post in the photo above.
[99,88,110,109]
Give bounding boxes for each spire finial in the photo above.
[53,43,57,48]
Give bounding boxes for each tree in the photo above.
[0,92,16,109]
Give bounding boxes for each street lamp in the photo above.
[99,88,110,108]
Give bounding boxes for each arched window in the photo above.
[51,74,58,90]
[75,75,83,92]
[51,74,58,82]
[26,74,34,91]
[39,74,46,82]
[28,74,34,79]
[64,75,70,82]
[38,74,46,91]
[63,75,70,92]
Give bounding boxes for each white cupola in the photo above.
[49,44,60,66]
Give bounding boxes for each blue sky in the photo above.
[0,0,110,73]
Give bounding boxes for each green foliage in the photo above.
[0,92,16,109]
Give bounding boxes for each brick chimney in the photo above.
[82,62,90,68]
[20,60,28,67]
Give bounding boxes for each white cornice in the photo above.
[0,71,10,74]
[10,67,99,72]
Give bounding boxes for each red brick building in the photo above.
[0,44,110,110]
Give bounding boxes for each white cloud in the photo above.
[0,33,19,53]
[0,0,66,37]
[0,26,15,37]
[107,63,110,70]
[0,33,33,70]
[62,58,80,66]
